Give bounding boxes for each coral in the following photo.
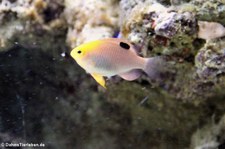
[193,39,225,101]
[0,0,65,51]
[195,40,225,79]
[118,0,225,102]
[189,0,225,24]
[154,12,197,38]
[120,1,198,57]
[64,0,119,48]
[191,115,225,149]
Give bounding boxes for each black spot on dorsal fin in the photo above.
[119,42,130,50]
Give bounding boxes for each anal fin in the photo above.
[91,73,106,88]
[119,69,142,81]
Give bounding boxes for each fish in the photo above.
[198,21,225,40]
[70,38,165,88]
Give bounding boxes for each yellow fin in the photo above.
[91,73,106,89]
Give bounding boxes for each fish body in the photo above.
[70,38,162,88]
[198,21,225,40]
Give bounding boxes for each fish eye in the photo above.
[77,50,82,54]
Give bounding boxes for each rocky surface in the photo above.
[0,0,225,149]
[189,0,225,24]
[191,115,225,149]
[0,0,66,52]
[64,0,119,48]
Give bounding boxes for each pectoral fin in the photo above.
[91,73,106,88]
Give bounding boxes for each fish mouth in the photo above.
[70,50,77,59]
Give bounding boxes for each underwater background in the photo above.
[0,0,225,149]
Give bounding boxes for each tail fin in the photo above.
[143,56,171,83]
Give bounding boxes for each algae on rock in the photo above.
[0,0,66,52]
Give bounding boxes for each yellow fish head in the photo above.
[70,40,106,89]
[70,40,101,62]
[70,46,86,62]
